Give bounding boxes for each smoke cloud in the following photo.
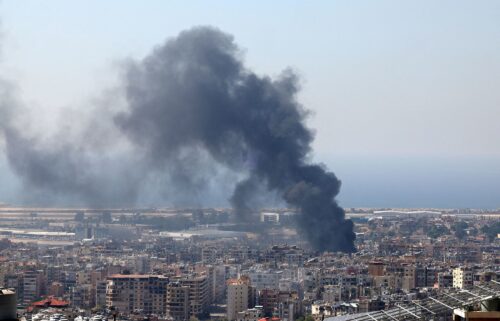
[0,26,355,252]
[116,27,355,252]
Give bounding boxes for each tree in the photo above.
[427,225,448,239]
[453,221,468,240]
[481,221,500,242]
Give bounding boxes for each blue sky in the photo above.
[0,1,499,208]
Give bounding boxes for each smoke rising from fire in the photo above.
[0,26,355,252]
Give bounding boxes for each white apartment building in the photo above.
[247,269,282,291]
[453,267,473,289]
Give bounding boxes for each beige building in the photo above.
[174,274,210,317]
[402,265,416,291]
[277,291,301,321]
[106,274,168,314]
[166,282,190,321]
[76,270,91,285]
[374,274,403,290]
[453,267,473,289]
[227,278,254,321]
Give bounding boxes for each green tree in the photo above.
[453,221,468,240]
[427,225,448,239]
[481,221,500,242]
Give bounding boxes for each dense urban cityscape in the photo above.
[1,2,499,321]
[0,207,499,321]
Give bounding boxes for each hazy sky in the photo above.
[0,1,499,208]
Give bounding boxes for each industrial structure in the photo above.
[325,281,500,321]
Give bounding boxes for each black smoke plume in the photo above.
[116,27,355,252]
[0,26,355,252]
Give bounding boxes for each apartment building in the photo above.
[247,269,282,291]
[227,278,255,321]
[174,274,210,317]
[23,270,44,305]
[453,267,473,289]
[166,282,190,321]
[106,274,168,314]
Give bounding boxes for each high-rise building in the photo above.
[368,262,385,277]
[133,255,151,274]
[95,280,107,308]
[211,265,227,303]
[23,270,43,305]
[166,282,190,321]
[277,291,301,321]
[106,274,168,314]
[259,289,279,316]
[227,278,255,321]
[453,267,473,289]
[174,274,210,317]
[3,275,22,302]
[0,288,16,321]
[437,272,453,288]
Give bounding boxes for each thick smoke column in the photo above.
[0,26,355,252]
[117,27,356,252]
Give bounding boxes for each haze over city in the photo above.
[0,0,499,209]
[0,2,500,321]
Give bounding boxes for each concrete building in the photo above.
[71,284,92,308]
[322,285,341,303]
[453,267,473,289]
[260,212,280,224]
[277,291,301,321]
[247,269,282,291]
[95,280,107,308]
[438,272,453,288]
[133,255,151,274]
[402,265,416,290]
[0,288,16,320]
[166,282,190,321]
[259,288,279,316]
[175,274,210,317]
[3,275,22,302]
[368,262,385,277]
[201,247,219,264]
[211,265,227,303]
[23,270,43,305]
[227,278,255,321]
[237,306,263,321]
[106,274,168,314]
